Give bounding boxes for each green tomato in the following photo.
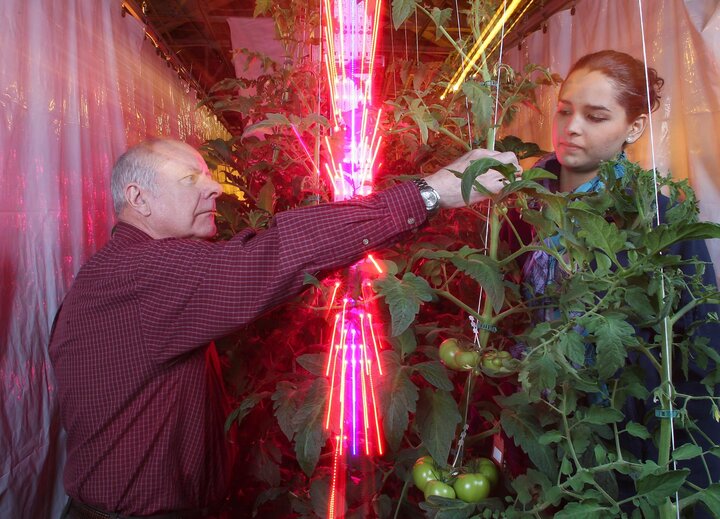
[481,351,496,368]
[455,350,480,370]
[476,460,500,487]
[424,480,456,501]
[412,456,440,491]
[453,473,491,503]
[497,350,512,360]
[481,351,511,375]
[439,338,461,370]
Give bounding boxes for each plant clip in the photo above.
[655,409,679,419]
[476,322,498,333]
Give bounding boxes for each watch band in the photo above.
[411,178,441,213]
[411,178,431,191]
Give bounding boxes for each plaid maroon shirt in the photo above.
[49,183,426,514]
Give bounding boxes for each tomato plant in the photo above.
[208,2,720,517]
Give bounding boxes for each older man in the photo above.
[50,138,518,518]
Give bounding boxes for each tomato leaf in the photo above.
[645,222,720,255]
[225,392,269,432]
[291,377,330,476]
[251,443,281,486]
[672,443,703,461]
[450,253,504,313]
[510,469,554,506]
[374,273,434,336]
[558,331,586,366]
[699,484,720,513]
[571,208,626,257]
[272,381,303,442]
[256,179,275,214]
[416,388,461,465]
[392,0,417,29]
[460,157,518,204]
[555,501,611,518]
[428,7,452,40]
[310,477,335,518]
[501,407,559,479]
[462,81,493,131]
[390,326,418,357]
[636,469,690,506]
[379,350,419,451]
[296,353,327,377]
[414,360,454,391]
[418,496,476,516]
[584,406,624,425]
[625,421,651,440]
[581,313,635,379]
[253,0,272,17]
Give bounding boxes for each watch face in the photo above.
[421,189,440,210]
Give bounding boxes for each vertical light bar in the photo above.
[323,1,386,515]
[367,313,383,376]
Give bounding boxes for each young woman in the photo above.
[516,50,719,514]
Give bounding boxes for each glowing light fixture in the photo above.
[320,0,385,517]
[441,0,529,99]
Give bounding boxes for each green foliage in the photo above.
[374,272,435,336]
[373,157,720,516]
[205,1,720,517]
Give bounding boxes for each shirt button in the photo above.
[407,217,416,225]
[362,238,369,246]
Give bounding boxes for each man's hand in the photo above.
[424,149,521,209]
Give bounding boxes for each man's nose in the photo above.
[203,176,222,199]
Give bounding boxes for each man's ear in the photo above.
[124,183,152,217]
[626,114,648,144]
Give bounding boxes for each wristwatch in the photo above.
[411,178,441,214]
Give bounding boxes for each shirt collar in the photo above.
[111,221,154,243]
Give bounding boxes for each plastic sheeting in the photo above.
[503,0,720,283]
[2,1,720,518]
[0,1,229,517]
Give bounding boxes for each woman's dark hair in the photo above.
[565,50,664,120]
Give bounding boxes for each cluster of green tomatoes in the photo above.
[438,338,513,374]
[412,455,500,503]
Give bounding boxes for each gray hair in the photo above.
[111,139,167,214]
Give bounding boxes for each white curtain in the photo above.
[0,1,229,517]
[3,0,719,517]
[503,0,720,282]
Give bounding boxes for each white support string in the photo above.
[414,8,420,63]
[637,1,679,515]
[450,0,511,470]
[454,0,474,146]
[477,0,508,316]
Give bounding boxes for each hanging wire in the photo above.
[447,0,511,471]
[637,1,679,516]
[404,24,409,61]
[390,14,397,97]
[477,0,508,316]
[415,9,420,63]
[454,0,474,146]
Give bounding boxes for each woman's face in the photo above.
[552,68,645,176]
